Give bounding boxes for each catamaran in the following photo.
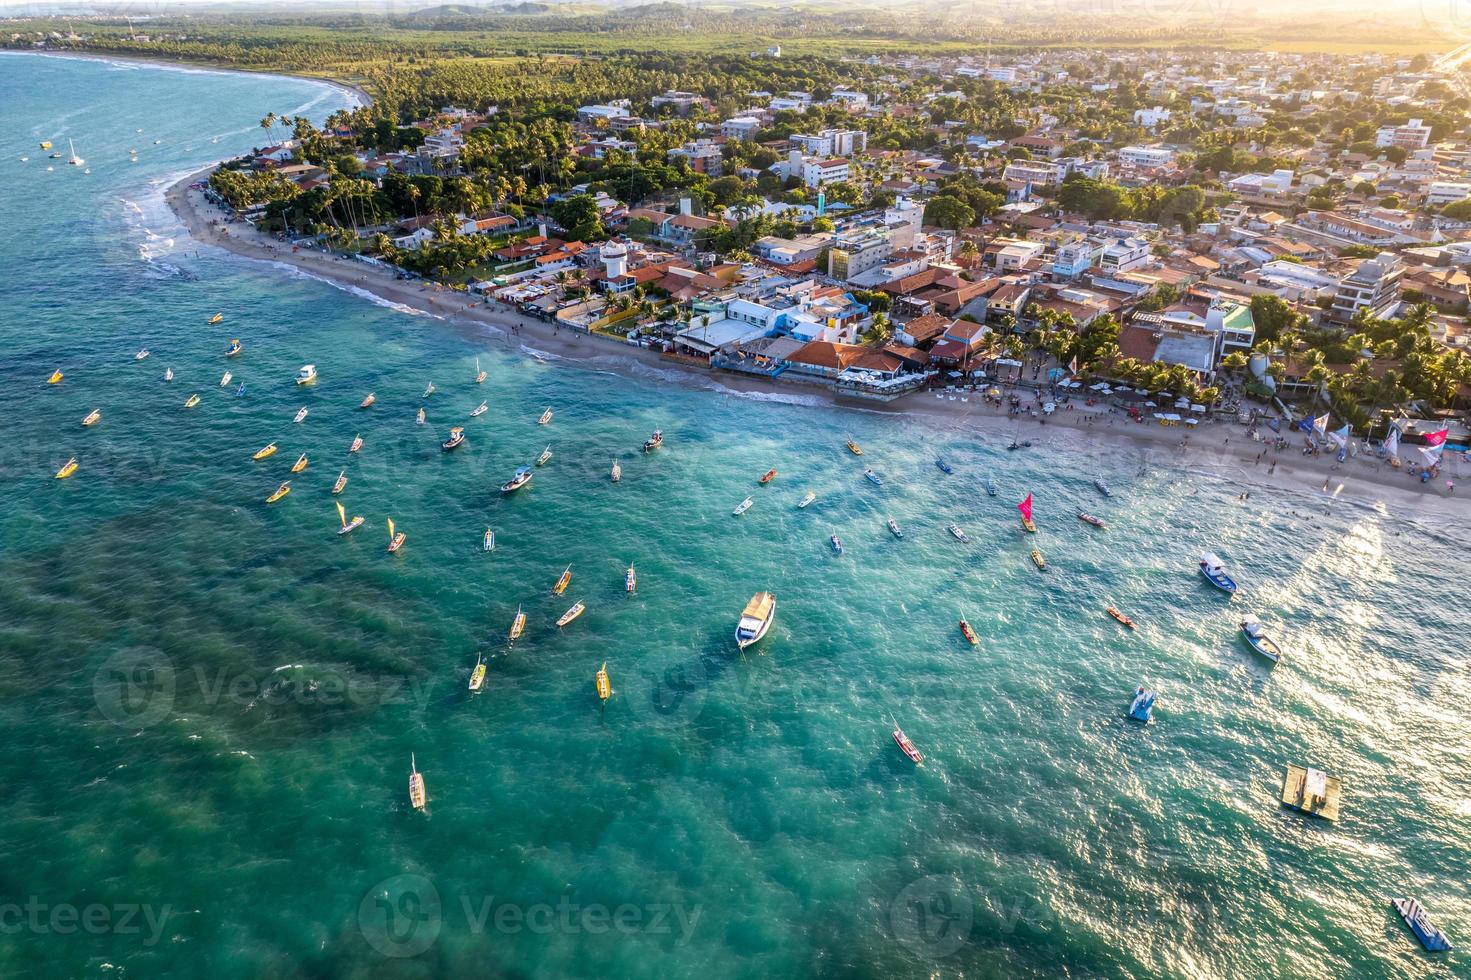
[1129,688,1156,723]
[892,718,924,765]
[935,457,954,474]
[474,358,487,384]
[252,442,277,461]
[642,429,662,452]
[224,337,242,356]
[595,662,611,702]
[552,565,572,595]
[845,437,863,456]
[81,409,101,427]
[469,653,486,693]
[759,468,778,485]
[959,616,979,646]
[442,427,465,451]
[296,364,316,385]
[798,491,816,509]
[611,459,621,482]
[500,466,533,493]
[291,453,308,473]
[864,468,883,486]
[735,592,776,650]
[733,496,754,516]
[469,402,488,418]
[349,434,363,454]
[55,457,77,480]
[536,445,552,466]
[887,517,903,539]
[408,754,426,811]
[219,371,232,387]
[625,564,636,593]
[266,481,291,503]
[183,393,200,409]
[1240,615,1282,663]
[332,470,347,494]
[1199,552,1238,594]
[294,407,308,424]
[335,500,363,536]
[508,606,526,643]
[47,369,63,385]
[1077,510,1106,529]
[359,392,376,409]
[387,517,406,553]
[556,601,585,628]
[1017,493,1037,533]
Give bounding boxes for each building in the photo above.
[1133,106,1172,129]
[1226,170,1295,195]
[668,140,724,176]
[1375,118,1433,149]
[1003,160,1065,186]
[1329,252,1403,324]
[577,105,630,124]
[788,129,867,158]
[1205,301,1256,353]
[651,90,703,114]
[1098,237,1151,274]
[802,157,850,188]
[1118,145,1174,169]
[828,228,892,281]
[1053,239,1098,279]
[1428,181,1471,207]
[719,117,763,141]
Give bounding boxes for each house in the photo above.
[1118,145,1174,169]
[1227,170,1295,196]
[720,117,763,141]
[928,318,992,365]
[1098,237,1151,274]
[782,341,868,378]
[802,157,850,188]
[1133,106,1172,128]
[1053,239,1098,279]
[1427,181,1471,207]
[668,139,724,176]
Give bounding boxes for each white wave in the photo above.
[268,262,444,319]
[272,664,305,672]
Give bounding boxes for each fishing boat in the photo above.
[135,349,150,361]
[1105,606,1136,629]
[759,468,777,485]
[335,501,363,536]
[986,477,997,497]
[468,654,486,693]
[416,407,425,425]
[1077,510,1106,529]
[947,524,969,543]
[386,518,406,554]
[1199,552,1238,594]
[595,662,611,702]
[556,601,586,628]
[935,457,954,474]
[1240,615,1282,663]
[959,616,979,646]
[252,442,278,461]
[223,338,241,356]
[481,527,496,552]
[845,437,863,456]
[508,606,526,642]
[474,358,487,384]
[211,314,226,326]
[469,402,488,418]
[408,754,426,811]
[887,517,904,539]
[332,471,347,494]
[81,409,101,427]
[500,466,533,493]
[422,382,435,398]
[1391,898,1453,952]
[1017,493,1037,533]
[441,427,465,452]
[349,434,363,454]
[1030,548,1048,571]
[266,481,291,503]
[798,491,816,509]
[642,429,662,452]
[293,407,308,424]
[735,592,776,650]
[611,459,621,483]
[47,369,63,385]
[55,457,77,480]
[892,719,924,765]
[164,368,174,382]
[864,468,883,486]
[733,496,754,516]
[183,394,200,409]
[235,382,246,397]
[829,533,844,555]
[536,445,552,466]
[295,364,316,385]
[625,563,636,593]
[538,407,553,425]
[552,565,572,595]
[291,453,308,474]
[219,371,232,387]
[359,393,376,409]
[1128,687,1156,723]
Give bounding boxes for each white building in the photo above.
[1375,118,1433,149]
[802,157,850,188]
[829,89,870,108]
[1098,237,1151,274]
[1226,169,1295,195]
[1428,181,1471,207]
[577,105,630,123]
[720,117,763,141]
[789,129,867,158]
[1133,106,1172,129]
[1329,252,1403,324]
[1118,145,1175,169]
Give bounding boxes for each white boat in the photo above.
[1199,552,1238,594]
[349,434,363,454]
[625,564,636,593]
[798,491,816,509]
[556,601,585,628]
[864,468,882,486]
[830,533,843,555]
[219,371,232,387]
[335,501,363,536]
[483,528,496,552]
[642,429,662,452]
[67,139,83,167]
[735,592,776,650]
[416,407,425,425]
[500,466,533,494]
[1240,615,1283,664]
[423,382,435,398]
[296,364,317,385]
[947,524,969,543]
[538,407,553,425]
[164,367,174,382]
[733,496,753,516]
[887,517,903,539]
[134,349,150,361]
[408,754,426,810]
[611,459,621,482]
[469,401,488,418]
[474,358,487,384]
[536,445,552,466]
[293,407,308,423]
[468,653,486,693]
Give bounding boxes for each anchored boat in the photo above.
[556,600,585,628]
[845,437,863,456]
[469,401,488,418]
[266,481,291,503]
[294,407,309,424]
[1077,510,1106,529]
[1105,606,1136,629]
[1018,493,1037,533]
[408,754,426,811]
[359,392,376,409]
[219,371,232,387]
[469,653,486,693]
[134,349,149,361]
[55,457,77,480]
[332,471,347,494]
[291,453,308,473]
[386,517,406,553]
[829,533,844,555]
[735,592,776,650]
[759,468,777,485]
[1094,479,1113,497]
[985,477,997,497]
[733,496,753,516]
[508,606,526,643]
[538,407,553,425]
[416,407,425,425]
[81,409,101,427]
[1128,687,1156,722]
[625,564,636,593]
[959,616,979,646]
[224,337,241,356]
[296,364,316,385]
[887,517,903,539]
[798,491,815,509]
[947,524,969,543]
[349,434,363,454]
[483,528,496,552]
[1240,615,1282,663]
[611,459,621,482]
[595,662,611,702]
[183,394,200,409]
[1030,548,1048,571]
[474,358,487,384]
[500,466,533,493]
[1199,552,1238,594]
[442,427,465,451]
[1392,898,1452,952]
[891,718,923,765]
[252,442,278,461]
[935,457,953,474]
[864,468,883,486]
[47,369,63,385]
[536,445,552,466]
[335,501,363,536]
[642,429,662,452]
[552,565,572,595]
[423,382,435,398]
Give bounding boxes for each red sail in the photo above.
[1017,493,1033,522]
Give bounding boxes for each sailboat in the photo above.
[294,407,308,424]
[469,402,488,418]
[46,369,63,385]
[422,382,435,398]
[55,457,78,480]
[211,314,226,326]
[219,371,232,387]
[959,615,979,646]
[468,653,486,693]
[81,409,101,427]
[291,453,309,473]
[625,564,636,593]
[252,442,278,461]
[164,368,174,382]
[135,349,150,361]
[359,392,376,409]
[266,481,291,503]
[332,470,347,494]
[336,500,364,535]
[798,491,816,508]
[556,601,586,628]
[408,754,426,811]
[552,565,572,595]
[183,393,200,408]
[891,717,924,765]
[483,528,496,552]
[538,407,553,425]
[66,139,83,167]
[416,407,425,425]
[474,358,487,384]
[508,606,526,643]
[536,445,552,466]
[595,662,611,702]
[349,434,364,454]
[733,496,754,516]
[1017,493,1037,533]
[845,436,863,456]
[611,459,621,483]
[386,517,406,554]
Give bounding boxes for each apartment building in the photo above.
[1328,252,1403,324]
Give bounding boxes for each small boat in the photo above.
[386,517,406,554]
[183,394,200,409]
[1129,687,1156,723]
[863,468,882,486]
[474,358,487,384]
[947,524,969,543]
[135,349,150,361]
[223,338,241,356]
[291,453,308,474]
[1391,898,1452,952]
[508,606,526,642]
[935,457,954,474]
[468,653,486,693]
[829,533,844,555]
[335,501,363,536]
[469,402,488,418]
[38,140,52,150]
[422,382,435,398]
[892,718,924,765]
[1199,552,1238,594]
[595,662,611,702]
[1105,606,1136,629]
[235,382,245,397]
[798,491,816,509]
[81,409,101,427]
[536,445,552,466]
[1017,493,1037,533]
[442,427,465,451]
[416,407,425,425]
[735,592,776,650]
[332,470,347,494]
[959,616,979,646]
[845,437,863,456]
[642,429,662,452]
[47,369,63,385]
[538,407,553,425]
[55,457,77,480]
[211,314,226,326]
[500,466,533,493]
[252,443,278,461]
[985,477,997,497]
[611,459,621,482]
[293,407,308,424]
[164,368,174,382]
[219,371,232,387]
[266,481,291,503]
[296,364,316,385]
[1030,548,1048,571]
[408,754,426,811]
[349,434,363,454]
[1094,479,1113,497]
[66,140,83,166]
[759,468,777,485]
[733,496,754,516]
[359,393,376,409]
[556,601,586,628]
[887,517,903,539]
[1240,615,1282,663]
[48,151,61,159]
[1077,510,1106,529]
[483,528,496,552]
[553,565,572,595]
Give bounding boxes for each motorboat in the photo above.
[332,471,347,494]
[556,601,585,628]
[595,662,611,702]
[759,468,777,485]
[386,517,406,553]
[183,394,200,408]
[294,407,308,424]
[1077,510,1106,529]
[935,457,954,474]
[1094,479,1113,497]
[735,592,776,650]
[864,468,882,486]
[1199,552,1238,594]
[442,427,465,451]
[291,453,308,473]
[1030,548,1048,571]
[224,338,242,356]
[55,457,77,480]
[985,477,997,497]
[829,533,843,555]
[845,437,863,456]
[798,491,816,509]
[538,407,553,425]
[483,528,496,552]
[295,364,316,385]
[1105,606,1136,629]
[335,501,363,536]
[349,434,363,454]
[469,401,488,418]
[887,517,903,539]
[892,720,923,765]
[81,409,101,427]
[408,754,426,811]
[469,654,486,694]
[359,392,376,409]
[266,481,291,503]
[611,459,621,482]
[1128,687,1156,723]
[642,429,662,452]
[553,565,571,595]
[1240,615,1282,663]
[500,466,532,493]
[536,445,552,466]
[947,524,969,543]
[959,617,979,646]
[733,496,753,516]
[252,442,278,461]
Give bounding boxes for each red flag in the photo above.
[1017,493,1033,522]
[1425,427,1449,447]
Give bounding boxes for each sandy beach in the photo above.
[164,167,1470,520]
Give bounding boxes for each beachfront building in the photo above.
[1118,145,1175,169]
[1328,252,1404,325]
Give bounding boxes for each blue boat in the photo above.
[863,468,883,486]
[985,477,997,497]
[1392,898,1452,952]
[935,457,954,474]
[234,382,246,397]
[1128,687,1156,722]
[1199,552,1238,594]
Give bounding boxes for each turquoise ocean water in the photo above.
[1,53,1468,978]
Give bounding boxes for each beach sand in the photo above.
[165,167,1468,521]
